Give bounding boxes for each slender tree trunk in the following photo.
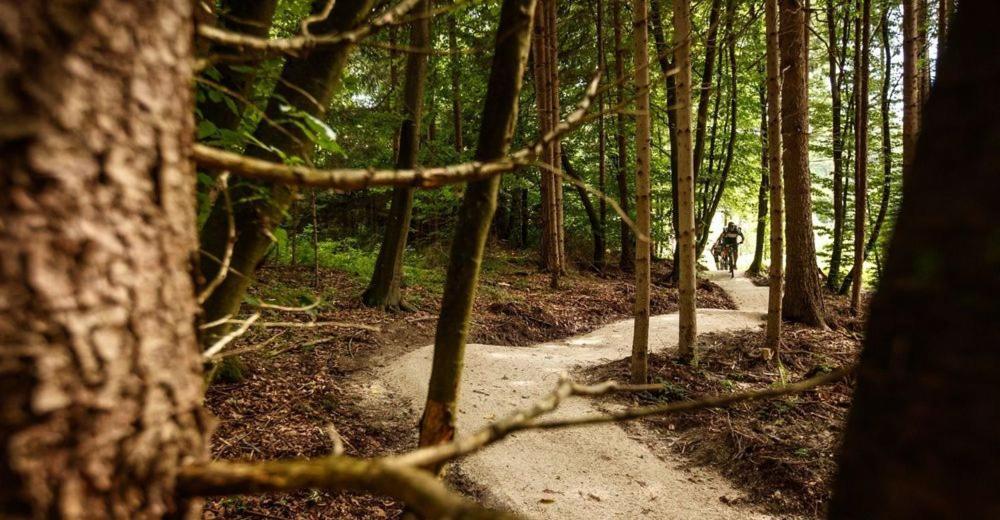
[764,0,785,349]
[692,0,726,182]
[747,82,769,277]
[917,0,931,103]
[596,0,609,270]
[363,0,431,311]
[695,0,738,259]
[825,0,846,290]
[562,150,606,269]
[417,0,537,461]
[0,0,206,515]
[902,0,921,186]
[199,0,376,338]
[533,0,563,284]
[779,0,826,327]
[674,0,699,362]
[448,12,464,154]
[838,6,893,296]
[937,0,953,67]
[832,4,1000,513]
[850,0,871,312]
[520,188,529,246]
[613,0,635,270]
[311,189,320,287]
[631,0,653,383]
[548,0,566,278]
[650,0,681,283]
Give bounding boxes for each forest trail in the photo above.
[371,273,771,519]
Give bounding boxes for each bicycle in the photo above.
[720,243,738,278]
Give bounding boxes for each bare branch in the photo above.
[192,72,604,191]
[202,313,261,359]
[197,0,424,59]
[177,456,517,519]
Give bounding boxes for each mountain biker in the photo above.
[711,236,724,269]
[719,222,745,271]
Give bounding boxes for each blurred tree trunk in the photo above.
[198,0,280,134]
[448,12,464,154]
[902,0,921,186]
[199,0,376,339]
[832,3,1000,513]
[363,0,431,311]
[595,0,609,270]
[0,0,206,515]
[779,0,826,327]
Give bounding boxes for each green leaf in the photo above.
[197,119,218,139]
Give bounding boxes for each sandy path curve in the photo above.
[372,272,771,518]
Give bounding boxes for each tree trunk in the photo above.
[695,0,738,259]
[533,0,563,283]
[850,0,871,312]
[825,0,846,290]
[198,0,280,134]
[831,4,1000,513]
[0,0,206,515]
[448,12,464,154]
[562,150,606,270]
[363,0,431,311]
[596,0,609,271]
[763,0,784,349]
[838,5,893,296]
[631,0,653,383]
[937,0,953,66]
[650,0,681,283]
[747,82,769,277]
[779,0,826,327]
[902,0,920,186]
[674,0,699,362]
[417,0,537,462]
[199,0,376,339]
[692,0,726,183]
[613,0,634,270]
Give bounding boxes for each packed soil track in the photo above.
[202,259,735,518]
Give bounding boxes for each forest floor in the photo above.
[202,246,735,519]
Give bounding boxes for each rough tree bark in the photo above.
[199,0,375,337]
[763,0,784,349]
[0,0,206,515]
[831,3,1000,514]
[631,0,653,383]
[612,0,635,270]
[363,0,431,311]
[779,0,826,327]
[416,0,537,463]
[849,0,870,313]
[674,0,699,362]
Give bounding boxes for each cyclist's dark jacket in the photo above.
[721,227,743,246]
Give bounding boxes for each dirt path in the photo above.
[370,272,772,518]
